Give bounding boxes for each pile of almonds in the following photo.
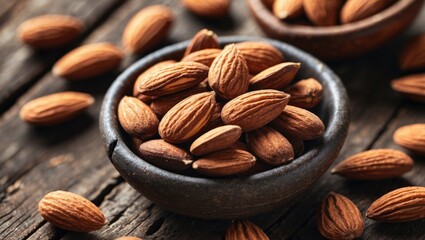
[118,29,325,177]
[269,0,396,26]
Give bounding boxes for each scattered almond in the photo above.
[273,0,303,20]
[318,192,364,239]
[184,29,219,56]
[122,5,174,54]
[181,48,222,67]
[341,0,395,24]
[19,14,84,49]
[249,62,300,90]
[225,220,269,240]
[331,149,414,180]
[399,34,425,71]
[138,139,193,171]
[20,91,94,125]
[52,42,123,80]
[190,125,242,155]
[192,149,256,177]
[181,0,230,18]
[367,186,425,222]
[285,78,323,109]
[159,92,216,143]
[235,41,284,74]
[246,126,294,165]
[209,44,249,100]
[38,191,106,232]
[391,73,425,103]
[118,96,159,139]
[393,124,425,156]
[221,90,290,132]
[303,0,343,26]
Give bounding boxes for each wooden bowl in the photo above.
[247,0,424,60]
[100,36,350,219]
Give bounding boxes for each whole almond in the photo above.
[20,91,94,125]
[249,62,301,90]
[138,139,193,171]
[367,186,425,222]
[150,84,208,116]
[38,191,106,232]
[246,126,294,165]
[225,220,269,240]
[235,41,284,74]
[271,105,325,140]
[159,92,216,143]
[318,192,364,240]
[331,149,414,180]
[208,44,249,100]
[192,149,256,177]
[184,29,219,56]
[19,15,84,49]
[181,48,222,67]
[181,0,230,18]
[122,5,174,54]
[341,0,394,24]
[273,0,304,20]
[399,34,425,71]
[285,78,323,109]
[222,90,290,132]
[133,60,176,101]
[393,124,425,156]
[190,125,242,155]
[53,42,123,80]
[118,96,159,139]
[304,0,343,26]
[137,61,209,96]
[391,73,425,103]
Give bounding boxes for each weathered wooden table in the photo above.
[0,1,424,239]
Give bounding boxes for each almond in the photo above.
[137,61,209,96]
[19,15,84,49]
[192,149,256,177]
[159,92,216,143]
[181,48,222,67]
[393,124,425,156]
[225,220,269,240]
[150,84,208,116]
[181,0,230,18]
[331,149,414,180]
[341,0,395,24]
[391,73,425,103]
[399,34,425,71]
[249,62,300,90]
[122,5,174,54]
[235,41,284,74]
[20,91,94,125]
[52,42,123,80]
[318,192,364,240]
[273,0,304,20]
[222,90,290,132]
[246,126,294,165]
[138,139,193,171]
[367,186,425,222]
[184,29,219,56]
[271,105,325,140]
[133,60,176,101]
[190,125,242,155]
[304,0,343,26]
[285,78,323,109]
[38,191,106,232]
[118,96,159,139]
[208,44,249,100]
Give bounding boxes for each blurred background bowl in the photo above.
[247,0,424,60]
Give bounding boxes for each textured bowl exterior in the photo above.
[247,0,424,60]
[100,36,350,219]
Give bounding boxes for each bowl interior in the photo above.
[100,36,350,219]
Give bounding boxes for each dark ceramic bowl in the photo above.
[247,0,424,60]
[100,36,350,219]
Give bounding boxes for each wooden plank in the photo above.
[0,0,123,113]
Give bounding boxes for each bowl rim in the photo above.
[100,36,350,186]
[246,0,419,36]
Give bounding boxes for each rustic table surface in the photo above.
[0,0,424,239]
